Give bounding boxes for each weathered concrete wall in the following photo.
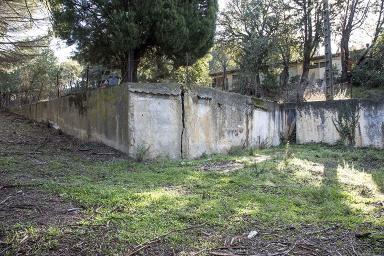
[127,84,183,159]
[12,86,131,153]
[183,88,286,158]
[11,84,183,159]
[296,100,384,148]
[11,84,294,159]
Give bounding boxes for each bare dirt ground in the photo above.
[0,111,383,255]
[0,111,124,255]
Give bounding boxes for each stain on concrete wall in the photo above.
[296,99,384,148]
[127,84,182,159]
[183,88,251,158]
[183,88,285,158]
[11,84,294,159]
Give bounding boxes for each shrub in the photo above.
[352,36,384,88]
[136,144,150,162]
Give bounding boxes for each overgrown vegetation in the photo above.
[0,50,82,107]
[332,102,360,146]
[352,35,384,89]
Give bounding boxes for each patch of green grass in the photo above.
[2,144,384,252]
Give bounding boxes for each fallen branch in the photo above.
[8,204,36,210]
[268,239,298,256]
[0,245,11,255]
[91,152,118,156]
[67,208,81,213]
[305,226,336,236]
[126,224,205,256]
[191,248,209,256]
[209,252,241,256]
[0,184,42,190]
[34,136,50,151]
[0,196,12,205]
[0,151,43,156]
[78,148,91,152]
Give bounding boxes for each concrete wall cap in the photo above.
[125,83,181,96]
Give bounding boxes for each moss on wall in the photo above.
[68,92,88,115]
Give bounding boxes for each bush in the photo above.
[352,37,384,88]
[352,59,384,88]
[136,144,150,162]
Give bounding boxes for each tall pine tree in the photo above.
[50,0,218,82]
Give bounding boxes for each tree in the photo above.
[357,0,384,64]
[173,54,213,86]
[58,60,82,93]
[0,0,48,69]
[334,0,370,82]
[273,0,300,98]
[0,68,20,107]
[352,35,384,88]
[219,0,278,96]
[209,42,237,90]
[292,0,323,101]
[18,49,59,101]
[0,49,62,106]
[138,48,212,86]
[50,0,218,83]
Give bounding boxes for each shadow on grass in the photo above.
[372,171,384,194]
[5,143,383,253]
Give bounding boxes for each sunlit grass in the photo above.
[336,162,384,221]
[2,143,384,252]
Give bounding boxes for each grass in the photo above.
[1,143,384,254]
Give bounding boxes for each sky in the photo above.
[28,0,372,63]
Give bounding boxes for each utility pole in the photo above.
[324,0,334,100]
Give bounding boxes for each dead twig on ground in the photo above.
[91,152,118,156]
[0,245,12,255]
[78,148,91,152]
[209,253,240,256]
[126,224,205,256]
[67,208,81,213]
[268,239,298,256]
[0,151,43,156]
[305,225,336,235]
[191,248,209,256]
[0,196,12,205]
[8,204,36,210]
[34,136,49,151]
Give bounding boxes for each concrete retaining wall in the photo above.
[296,100,384,148]
[15,83,384,159]
[183,88,285,158]
[11,83,290,159]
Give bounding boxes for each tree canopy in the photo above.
[0,0,49,69]
[50,0,218,82]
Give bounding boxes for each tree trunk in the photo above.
[255,72,261,97]
[324,0,334,101]
[340,36,350,82]
[223,65,227,91]
[298,51,311,102]
[121,49,140,83]
[280,64,289,101]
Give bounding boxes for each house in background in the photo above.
[210,53,342,92]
